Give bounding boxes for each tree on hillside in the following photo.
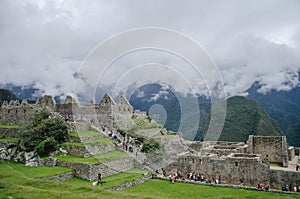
[19,108,69,156]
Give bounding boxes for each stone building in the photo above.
[0,94,144,129]
[165,136,300,190]
[247,135,289,167]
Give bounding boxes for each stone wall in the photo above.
[108,176,150,191]
[248,136,289,167]
[288,146,295,161]
[69,135,104,143]
[0,128,22,138]
[0,105,36,125]
[155,135,188,168]
[136,129,161,138]
[63,143,116,158]
[270,169,300,190]
[55,157,134,180]
[167,153,270,187]
[0,94,137,130]
[55,103,78,116]
[41,171,74,181]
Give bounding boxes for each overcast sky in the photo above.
[0,0,300,100]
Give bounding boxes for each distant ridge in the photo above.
[0,89,19,105]
[202,96,283,142]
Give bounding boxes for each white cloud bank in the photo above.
[0,0,299,99]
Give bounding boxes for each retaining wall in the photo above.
[55,157,134,180]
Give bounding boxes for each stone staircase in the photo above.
[90,125,155,172]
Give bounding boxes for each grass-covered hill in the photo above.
[203,96,283,142]
[247,82,300,132]
[286,122,300,147]
[0,89,19,105]
[247,82,300,146]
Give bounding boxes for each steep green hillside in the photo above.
[0,89,19,105]
[203,96,283,142]
[286,122,300,147]
[247,83,300,132]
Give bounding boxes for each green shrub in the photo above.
[35,137,57,156]
[141,138,161,153]
[19,108,69,156]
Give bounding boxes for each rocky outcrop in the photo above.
[24,151,39,166]
[0,143,40,166]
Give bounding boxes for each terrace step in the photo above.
[69,131,106,143]
[41,151,136,180]
[62,139,117,158]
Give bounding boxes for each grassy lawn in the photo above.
[153,134,177,139]
[119,180,300,199]
[69,131,104,137]
[270,162,284,167]
[53,151,129,164]
[0,161,72,179]
[64,168,148,189]
[0,161,299,199]
[53,155,101,164]
[94,151,129,162]
[0,137,18,142]
[63,138,113,147]
[0,124,20,128]
[101,168,147,189]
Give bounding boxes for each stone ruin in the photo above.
[0,93,146,129]
[165,136,300,190]
[1,93,300,190]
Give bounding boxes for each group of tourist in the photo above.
[282,184,300,192]
[103,126,149,166]
[157,169,300,193]
[107,129,122,144]
[155,169,223,185]
[257,183,269,191]
[62,114,76,122]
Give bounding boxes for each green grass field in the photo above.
[0,124,20,128]
[1,161,300,199]
[0,138,18,142]
[62,138,113,147]
[69,131,104,137]
[52,151,129,164]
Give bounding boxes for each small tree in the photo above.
[141,138,161,153]
[141,138,163,164]
[19,108,69,156]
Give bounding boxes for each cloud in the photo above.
[0,0,299,99]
